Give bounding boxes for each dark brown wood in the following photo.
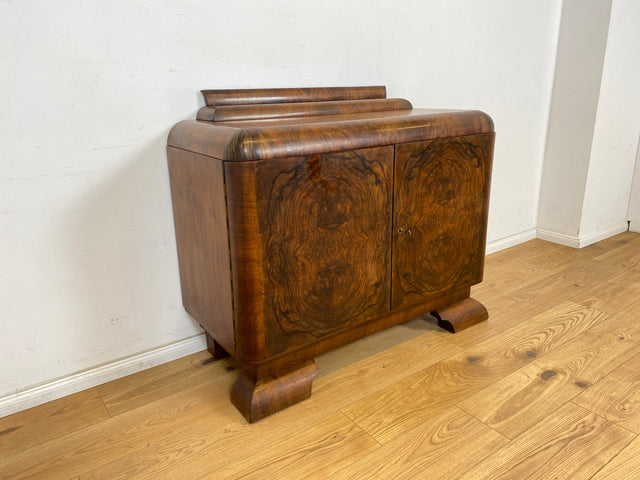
[431,297,489,333]
[205,333,229,360]
[230,360,318,423]
[201,86,386,106]
[392,134,495,308]
[242,287,471,380]
[167,147,235,354]
[197,98,413,122]
[168,109,494,162]
[167,86,495,422]
[225,147,394,360]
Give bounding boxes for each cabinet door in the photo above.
[226,146,393,359]
[392,133,494,309]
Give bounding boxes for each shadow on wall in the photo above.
[58,133,201,370]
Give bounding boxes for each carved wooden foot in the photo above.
[431,297,488,333]
[230,360,318,423]
[205,333,229,360]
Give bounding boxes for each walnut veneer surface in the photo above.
[167,86,495,422]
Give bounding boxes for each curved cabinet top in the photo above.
[167,86,494,161]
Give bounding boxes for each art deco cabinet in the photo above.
[167,86,494,422]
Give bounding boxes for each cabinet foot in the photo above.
[230,360,318,423]
[205,333,229,360]
[431,297,488,333]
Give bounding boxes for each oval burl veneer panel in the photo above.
[392,133,494,309]
[227,146,394,358]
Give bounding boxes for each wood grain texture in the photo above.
[0,368,240,480]
[457,402,635,480]
[224,146,394,360]
[231,360,317,423]
[96,350,222,417]
[588,299,640,341]
[459,330,640,439]
[392,133,494,307]
[569,271,640,315]
[0,389,108,460]
[431,296,488,333]
[340,346,528,444]
[197,98,412,122]
[72,335,458,480]
[167,147,234,355]
[590,436,640,480]
[228,288,470,380]
[255,147,393,354]
[167,109,494,161]
[574,352,640,433]
[210,412,379,480]
[4,233,640,479]
[325,407,507,480]
[458,251,631,350]
[222,159,265,362]
[341,301,612,444]
[168,89,494,421]
[201,86,387,107]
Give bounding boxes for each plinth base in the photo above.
[431,297,488,333]
[230,360,318,423]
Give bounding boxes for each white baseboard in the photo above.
[575,223,630,248]
[537,222,629,248]
[0,334,207,419]
[485,228,537,255]
[536,228,581,248]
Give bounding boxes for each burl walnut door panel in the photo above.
[392,133,494,309]
[225,146,394,360]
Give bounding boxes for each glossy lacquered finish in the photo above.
[201,86,387,106]
[168,108,493,162]
[197,98,413,122]
[167,86,495,422]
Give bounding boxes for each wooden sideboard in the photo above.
[167,86,495,422]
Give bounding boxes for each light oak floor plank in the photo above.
[2,232,640,480]
[0,360,240,480]
[324,407,508,480]
[574,352,640,434]
[0,388,109,460]
[341,301,612,443]
[588,299,640,342]
[202,412,379,480]
[569,272,640,315]
[590,435,640,480]
[96,349,228,417]
[459,330,640,439]
[72,334,459,480]
[457,402,636,480]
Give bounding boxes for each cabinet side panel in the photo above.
[392,133,494,309]
[255,147,394,357]
[167,147,235,354]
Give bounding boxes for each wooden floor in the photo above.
[3,232,640,479]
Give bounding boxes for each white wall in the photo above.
[376,2,561,243]
[0,0,560,411]
[537,0,612,241]
[580,0,640,238]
